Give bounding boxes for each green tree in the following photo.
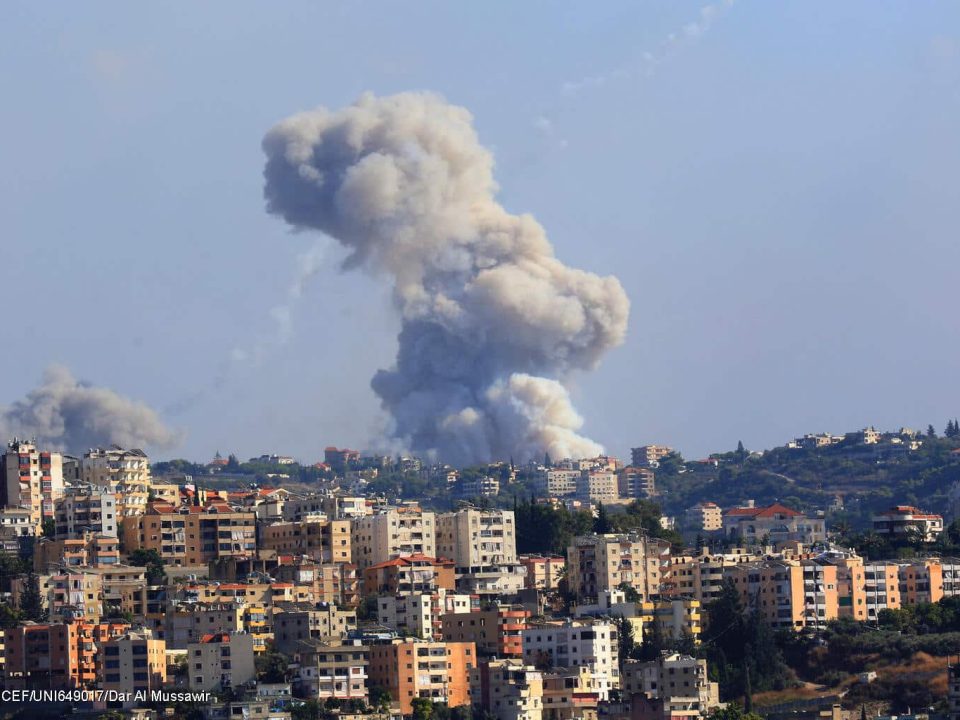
[928,424,937,438]
[128,548,167,585]
[411,698,434,720]
[594,502,613,534]
[41,518,56,538]
[18,572,45,621]
[255,647,289,683]
[706,704,763,720]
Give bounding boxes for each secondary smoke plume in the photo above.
[0,365,177,452]
[262,92,629,465]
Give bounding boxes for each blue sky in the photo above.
[1,2,958,463]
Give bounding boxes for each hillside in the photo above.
[655,430,960,529]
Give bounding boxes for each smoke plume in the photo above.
[0,365,178,453]
[262,92,629,464]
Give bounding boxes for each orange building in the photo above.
[441,607,530,658]
[367,640,476,715]
[121,500,256,566]
[899,560,944,605]
[518,555,566,591]
[3,621,130,689]
[362,554,456,595]
[728,560,840,631]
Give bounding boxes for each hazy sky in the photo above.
[1,2,958,463]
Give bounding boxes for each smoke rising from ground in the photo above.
[0,365,178,453]
[262,92,629,464]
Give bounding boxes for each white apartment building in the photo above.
[54,486,117,538]
[520,621,619,699]
[351,508,436,569]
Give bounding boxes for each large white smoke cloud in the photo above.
[0,365,178,453]
[262,92,629,465]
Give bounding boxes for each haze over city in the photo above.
[1,2,959,463]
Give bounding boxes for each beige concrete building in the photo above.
[630,446,673,469]
[122,500,256,566]
[683,503,722,533]
[621,653,720,720]
[2,439,64,524]
[258,518,351,563]
[100,630,167,706]
[272,602,356,654]
[295,640,369,701]
[81,447,151,518]
[187,632,256,692]
[471,658,543,720]
[436,508,517,573]
[567,534,662,601]
[576,471,619,503]
[351,507,436,569]
[617,467,656,500]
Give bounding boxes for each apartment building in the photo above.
[187,632,256,692]
[621,654,720,720]
[436,508,518,572]
[100,631,167,706]
[351,508,436,569]
[576,471,619,504]
[722,503,826,546]
[0,507,36,553]
[567,534,661,602]
[258,519,352,563]
[379,591,474,641]
[295,640,369,701]
[540,666,601,720]
[683,503,723,533]
[80,447,151,518]
[272,602,356,654]
[899,560,944,604]
[728,561,804,630]
[536,469,580,497]
[34,533,121,570]
[455,476,501,499]
[520,621,619,698]
[54,487,118,538]
[441,607,531,658]
[863,561,902,620]
[3,620,130,690]
[367,639,476,715]
[471,659,543,720]
[2,439,64,524]
[872,506,944,542]
[630,446,673,469]
[362,554,456,595]
[518,555,566,591]
[617,467,656,500]
[273,560,360,608]
[122,500,257,566]
[11,569,103,621]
